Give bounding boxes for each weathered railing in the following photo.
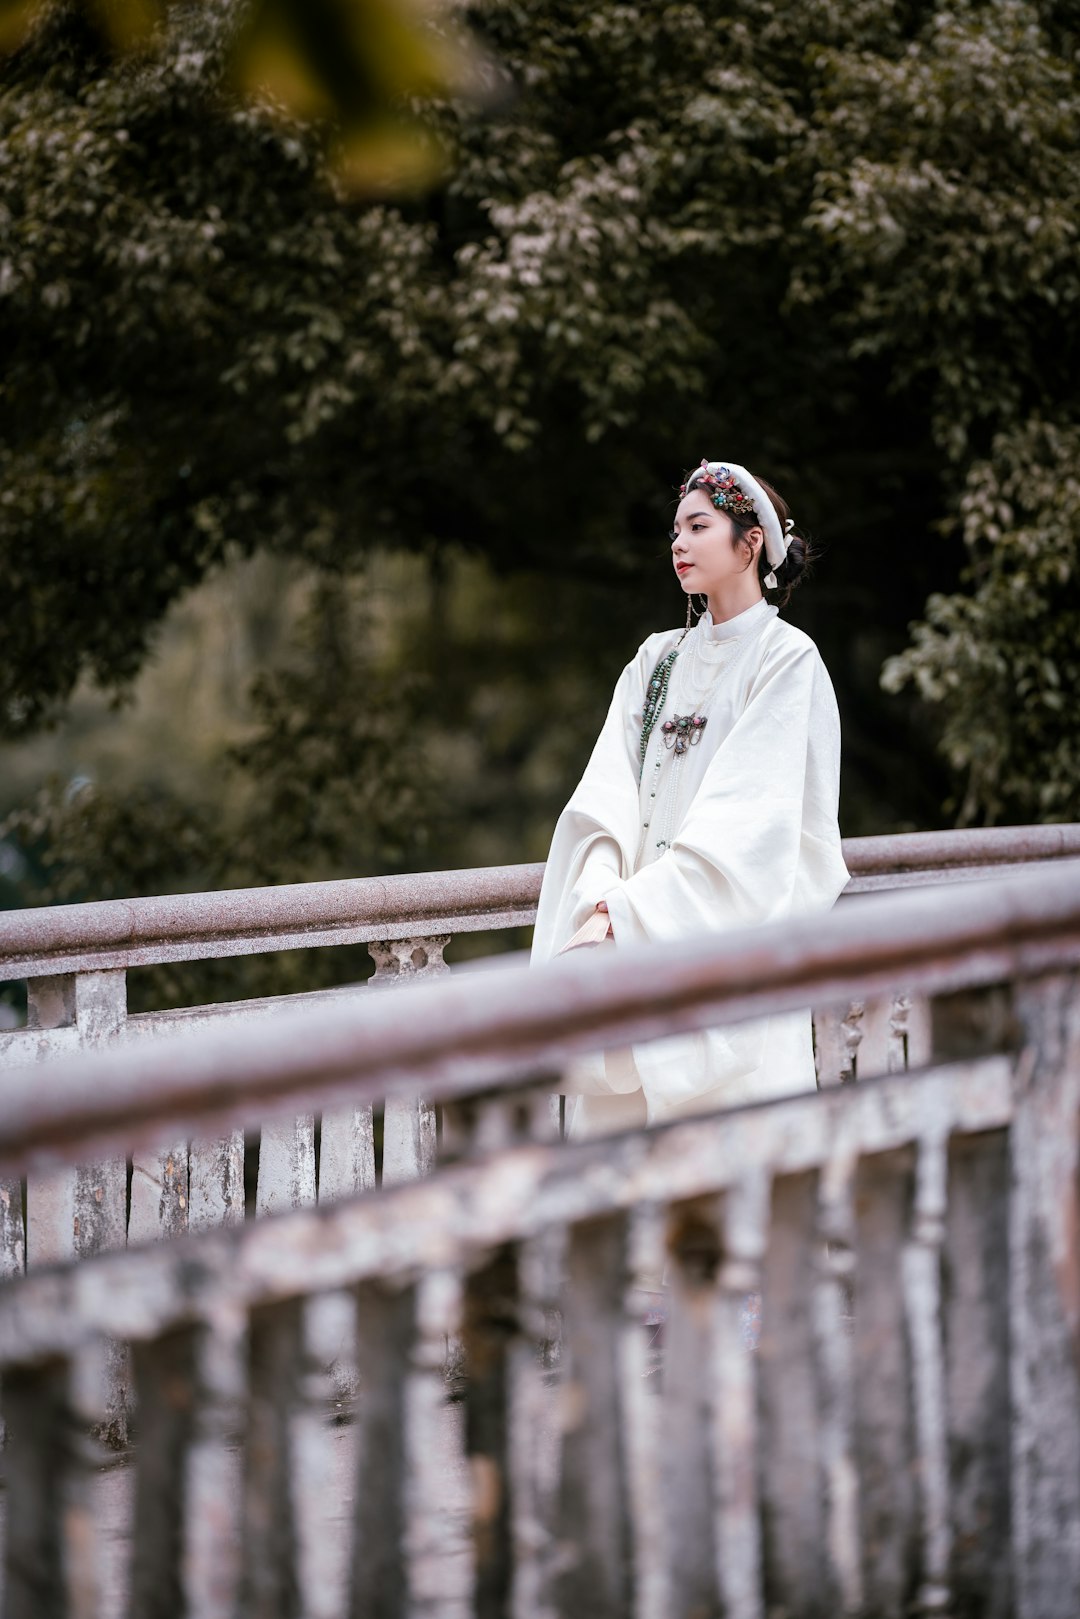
[0,862,1079,1615]
[0,826,1078,1283]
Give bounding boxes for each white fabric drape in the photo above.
[531,602,849,1132]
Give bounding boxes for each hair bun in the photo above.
[766,529,812,605]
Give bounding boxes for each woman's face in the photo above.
[670,486,763,597]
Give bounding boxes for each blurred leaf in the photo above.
[0,0,41,53]
[0,0,162,52]
[0,0,490,191]
[231,0,479,111]
[89,0,160,51]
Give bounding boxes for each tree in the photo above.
[883,418,1080,823]
[2,0,1078,901]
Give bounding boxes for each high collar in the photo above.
[698,597,771,642]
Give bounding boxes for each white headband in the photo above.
[688,461,793,590]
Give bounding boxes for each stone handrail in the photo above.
[0,862,546,980]
[2,859,1079,1174]
[1,824,1078,980]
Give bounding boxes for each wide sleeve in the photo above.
[531,635,673,963]
[602,635,849,948]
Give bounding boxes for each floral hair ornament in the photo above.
[680,460,793,590]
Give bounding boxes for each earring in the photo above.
[694,594,709,619]
[685,594,693,631]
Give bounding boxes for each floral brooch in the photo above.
[678,460,758,520]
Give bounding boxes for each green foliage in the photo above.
[883,419,1080,823]
[794,1,1080,460]
[0,0,465,729]
[5,775,226,904]
[225,575,439,883]
[0,0,485,186]
[1,566,442,1007]
[2,0,1079,967]
[0,547,621,1008]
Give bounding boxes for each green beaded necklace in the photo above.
[638,630,689,777]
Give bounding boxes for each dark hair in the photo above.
[685,469,813,607]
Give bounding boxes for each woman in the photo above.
[531,460,849,1138]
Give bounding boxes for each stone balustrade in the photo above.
[0,860,1078,1614]
[0,825,1077,1288]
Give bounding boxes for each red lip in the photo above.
[675,562,693,575]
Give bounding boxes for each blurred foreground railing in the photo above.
[0,862,1079,1614]
[0,826,1078,1282]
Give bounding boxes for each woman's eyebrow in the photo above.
[673,509,712,527]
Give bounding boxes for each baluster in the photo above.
[381,1097,437,1185]
[463,1246,518,1618]
[368,937,449,1184]
[238,1300,301,1617]
[128,1137,189,1245]
[293,1299,352,1618]
[887,993,912,1073]
[840,1000,866,1082]
[0,971,34,1276]
[256,1114,316,1217]
[619,1204,668,1619]
[404,1270,469,1619]
[812,1005,847,1089]
[347,1278,417,1619]
[902,1132,951,1615]
[944,1129,1011,1615]
[758,1168,836,1614]
[813,1000,863,1088]
[0,1173,25,1279]
[65,1338,112,1619]
[238,1293,344,1619]
[508,1229,563,1619]
[712,1174,768,1619]
[853,1144,920,1616]
[663,1198,722,1618]
[553,1212,635,1618]
[905,993,933,1068]
[813,1150,862,1616]
[182,1315,246,1619]
[366,936,451,988]
[318,1103,376,1204]
[459,1225,596,1617]
[1,1337,110,1619]
[39,974,131,1443]
[1008,971,1080,1619]
[125,1321,247,1615]
[187,1130,245,1232]
[25,972,126,1270]
[853,996,894,1081]
[129,1325,201,1619]
[310,928,388,1409]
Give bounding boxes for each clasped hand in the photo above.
[557,901,614,954]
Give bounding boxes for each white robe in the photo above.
[531,599,850,1135]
